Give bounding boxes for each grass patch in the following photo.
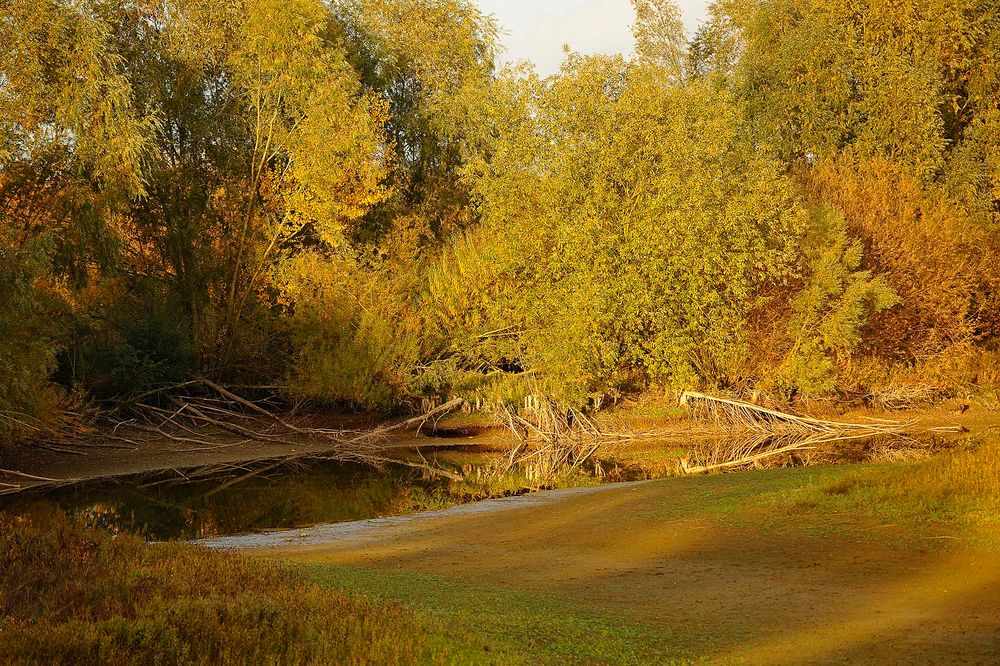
[769,435,1000,548]
[621,445,999,549]
[0,513,433,665]
[630,433,1000,549]
[304,565,695,665]
[635,465,851,524]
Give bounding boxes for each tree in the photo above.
[631,0,687,74]
[334,0,499,247]
[428,53,806,404]
[725,0,1000,179]
[275,0,500,406]
[0,0,151,431]
[80,0,392,381]
[719,0,1000,383]
[776,207,898,394]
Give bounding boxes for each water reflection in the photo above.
[1,461,455,541]
[0,432,948,541]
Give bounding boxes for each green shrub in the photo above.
[277,250,422,408]
[775,207,899,394]
[70,294,196,398]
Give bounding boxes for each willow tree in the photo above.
[334,0,499,247]
[63,0,394,388]
[0,0,393,413]
[0,0,151,431]
[719,0,1000,169]
[718,0,1000,373]
[275,0,501,407]
[427,36,808,404]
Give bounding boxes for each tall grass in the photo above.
[0,513,430,665]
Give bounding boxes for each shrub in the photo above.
[0,227,64,442]
[431,58,807,405]
[68,291,196,398]
[774,206,898,394]
[276,250,423,408]
[0,514,430,664]
[799,155,1000,362]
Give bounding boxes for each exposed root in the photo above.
[486,398,606,486]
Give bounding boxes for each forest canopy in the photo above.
[2,0,1000,440]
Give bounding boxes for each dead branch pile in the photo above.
[98,380,466,461]
[0,383,470,495]
[97,379,377,463]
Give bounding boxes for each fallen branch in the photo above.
[0,468,63,483]
[375,398,467,435]
[679,391,910,435]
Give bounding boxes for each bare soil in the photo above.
[243,478,1000,664]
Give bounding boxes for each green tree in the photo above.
[0,0,151,432]
[724,0,1000,179]
[334,0,499,246]
[428,49,807,404]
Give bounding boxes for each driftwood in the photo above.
[375,398,467,435]
[679,391,910,435]
[102,380,466,453]
[0,468,76,496]
[677,391,917,475]
[0,384,471,495]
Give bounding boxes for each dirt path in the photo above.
[215,477,1000,664]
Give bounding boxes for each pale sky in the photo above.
[476,0,713,75]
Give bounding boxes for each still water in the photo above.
[1,433,918,541]
[0,460,470,541]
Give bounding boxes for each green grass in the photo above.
[304,566,696,665]
[767,435,1000,548]
[0,514,434,665]
[622,433,1000,548]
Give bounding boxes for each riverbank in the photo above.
[248,453,1000,663]
[1,398,994,493]
[3,411,999,663]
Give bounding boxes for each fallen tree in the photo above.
[677,391,960,474]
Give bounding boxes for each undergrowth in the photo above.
[0,513,432,665]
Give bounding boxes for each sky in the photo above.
[475,0,712,75]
